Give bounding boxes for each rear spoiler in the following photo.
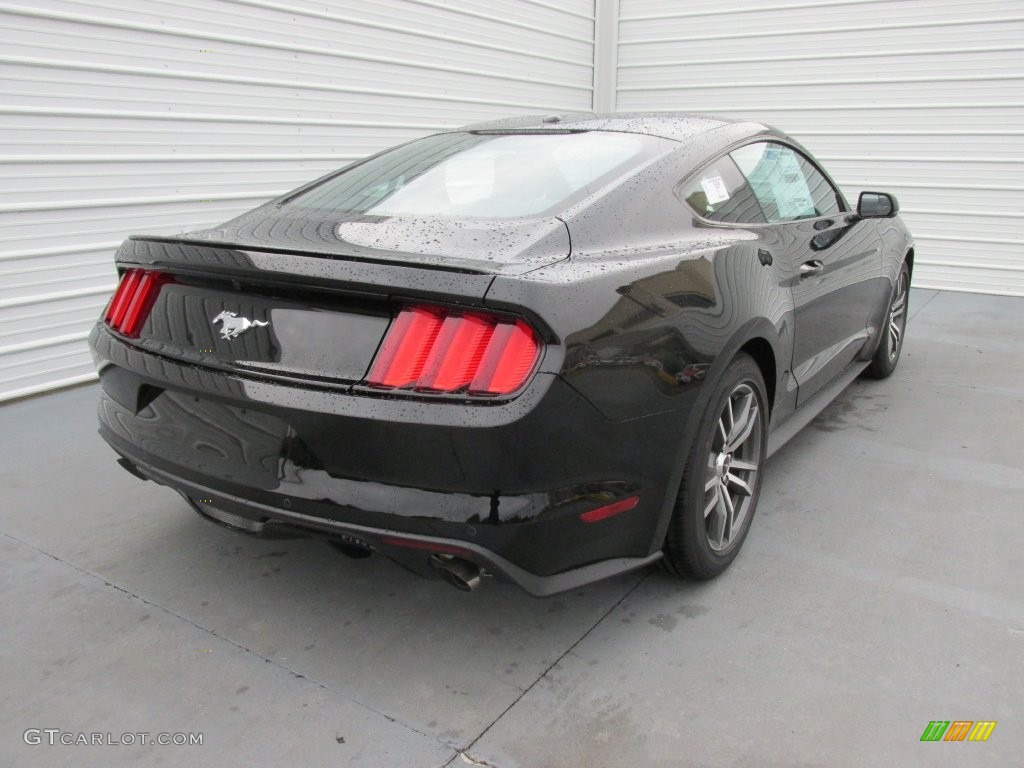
[115,236,495,302]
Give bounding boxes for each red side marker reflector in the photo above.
[579,495,640,524]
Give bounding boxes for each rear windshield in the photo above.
[286,131,677,219]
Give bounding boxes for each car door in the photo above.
[730,142,882,406]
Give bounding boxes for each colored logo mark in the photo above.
[920,721,996,742]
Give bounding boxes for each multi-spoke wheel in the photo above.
[702,383,762,552]
[664,353,768,579]
[866,261,910,379]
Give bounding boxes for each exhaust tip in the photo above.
[430,554,482,592]
[189,499,266,534]
[116,457,150,482]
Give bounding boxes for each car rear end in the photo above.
[89,235,673,595]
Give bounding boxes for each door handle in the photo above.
[800,260,824,277]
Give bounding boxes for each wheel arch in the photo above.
[738,336,777,416]
[648,319,785,553]
[701,317,786,419]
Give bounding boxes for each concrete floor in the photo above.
[1,288,1020,768]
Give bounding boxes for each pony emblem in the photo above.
[211,310,269,340]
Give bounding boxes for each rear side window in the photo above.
[730,142,842,222]
[677,155,766,224]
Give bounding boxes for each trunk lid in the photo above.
[180,209,571,276]
[110,232,519,386]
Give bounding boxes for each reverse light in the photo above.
[103,268,172,337]
[367,305,541,396]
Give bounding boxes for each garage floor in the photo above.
[1,288,1020,768]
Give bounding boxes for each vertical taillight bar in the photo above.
[103,268,171,338]
[105,269,142,328]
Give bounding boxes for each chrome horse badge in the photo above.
[211,310,269,340]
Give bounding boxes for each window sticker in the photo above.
[732,143,816,221]
[700,176,730,205]
[771,149,815,219]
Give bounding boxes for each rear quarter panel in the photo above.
[485,235,792,423]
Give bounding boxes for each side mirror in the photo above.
[857,191,899,218]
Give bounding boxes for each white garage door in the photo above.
[0,0,595,401]
[617,0,1024,296]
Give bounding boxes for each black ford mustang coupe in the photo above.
[89,113,913,595]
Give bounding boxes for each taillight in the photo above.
[367,305,542,396]
[103,268,172,338]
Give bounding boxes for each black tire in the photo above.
[865,261,910,380]
[664,353,768,580]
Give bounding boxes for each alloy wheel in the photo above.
[888,271,909,361]
[703,383,763,552]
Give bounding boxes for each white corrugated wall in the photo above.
[3,0,1021,401]
[0,0,595,401]
[616,0,1024,296]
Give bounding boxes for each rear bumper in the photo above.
[115,452,662,596]
[91,325,689,594]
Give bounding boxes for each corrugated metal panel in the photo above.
[617,0,1024,296]
[0,0,595,401]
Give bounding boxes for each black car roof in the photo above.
[453,112,771,143]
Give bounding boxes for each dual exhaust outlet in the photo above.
[187,493,484,592]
